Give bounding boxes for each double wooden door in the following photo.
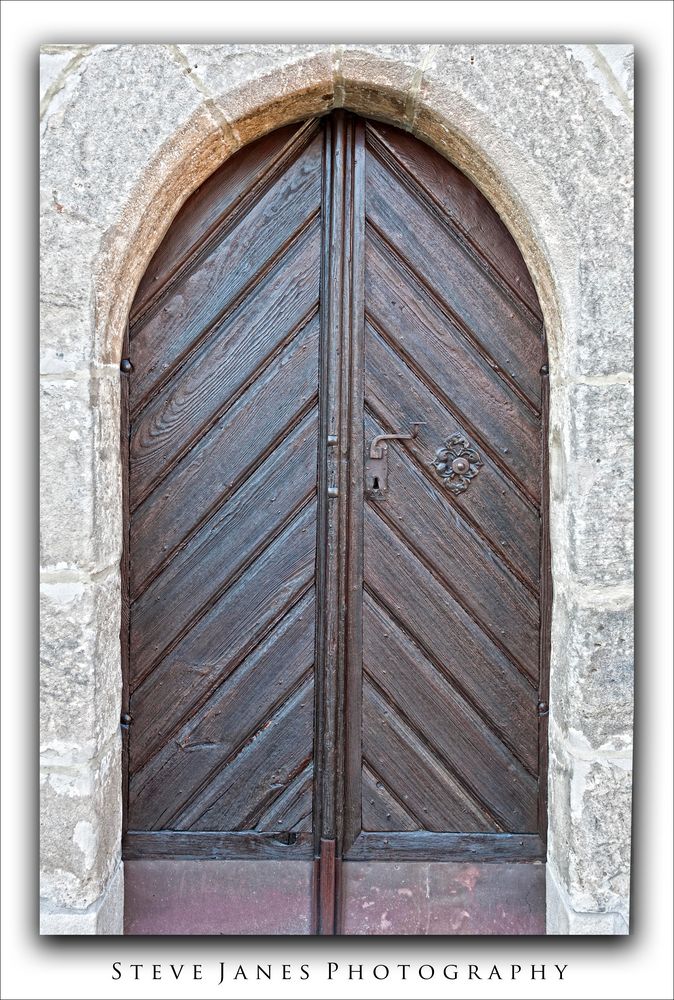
[121,111,550,935]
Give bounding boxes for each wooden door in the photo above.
[122,111,550,936]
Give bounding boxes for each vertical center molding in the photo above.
[314,112,366,934]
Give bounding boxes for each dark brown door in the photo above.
[121,112,550,936]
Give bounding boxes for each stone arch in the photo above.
[93,51,572,378]
[39,44,633,934]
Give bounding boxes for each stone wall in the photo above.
[39,43,634,934]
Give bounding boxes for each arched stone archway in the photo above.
[39,44,633,934]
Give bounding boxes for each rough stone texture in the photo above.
[552,593,634,753]
[39,44,233,365]
[179,43,335,145]
[40,45,205,228]
[40,734,122,910]
[40,571,121,761]
[598,45,634,107]
[567,382,634,586]
[40,374,121,573]
[546,866,629,935]
[337,44,435,124]
[39,44,633,936]
[39,46,93,126]
[40,47,82,103]
[547,741,632,921]
[40,861,123,935]
[568,44,634,117]
[39,197,103,374]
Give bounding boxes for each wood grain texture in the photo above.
[363,681,493,833]
[130,591,316,828]
[354,119,546,860]
[365,122,543,320]
[129,133,323,408]
[363,595,538,831]
[125,129,323,854]
[131,123,311,319]
[345,833,546,863]
[123,112,550,904]
[365,147,544,407]
[361,764,420,832]
[365,325,540,589]
[129,222,320,506]
[130,500,317,769]
[130,318,319,596]
[123,833,314,861]
[364,411,539,678]
[185,679,315,832]
[364,505,539,773]
[130,414,317,680]
[365,233,541,497]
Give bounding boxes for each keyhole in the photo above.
[373,476,379,491]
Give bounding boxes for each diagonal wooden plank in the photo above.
[363,681,494,833]
[365,324,540,590]
[129,498,317,767]
[183,678,314,831]
[366,151,543,406]
[364,412,539,680]
[366,670,507,831]
[365,122,543,320]
[130,219,320,505]
[367,301,539,507]
[129,316,319,596]
[366,230,541,498]
[253,764,314,833]
[130,410,318,679]
[363,594,539,830]
[129,132,323,407]
[362,762,421,832]
[129,590,315,830]
[364,504,539,773]
[131,122,312,320]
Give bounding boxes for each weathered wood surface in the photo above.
[357,121,545,843]
[122,114,550,930]
[126,121,320,849]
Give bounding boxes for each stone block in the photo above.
[566,44,634,116]
[91,373,124,568]
[40,374,121,572]
[548,746,632,919]
[40,46,92,121]
[40,736,122,910]
[40,861,123,935]
[339,44,434,125]
[40,44,205,229]
[183,44,334,143]
[40,47,95,142]
[40,200,104,374]
[551,594,634,753]
[546,866,629,935]
[41,47,79,103]
[40,571,121,762]
[566,382,633,586]
[597,45,634,107]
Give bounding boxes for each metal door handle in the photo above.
[369,422,426,459]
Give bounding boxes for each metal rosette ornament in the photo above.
[432,433,483,495]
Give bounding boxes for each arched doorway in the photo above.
[121,109,550,935]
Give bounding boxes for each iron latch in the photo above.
[365,422,425,499]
